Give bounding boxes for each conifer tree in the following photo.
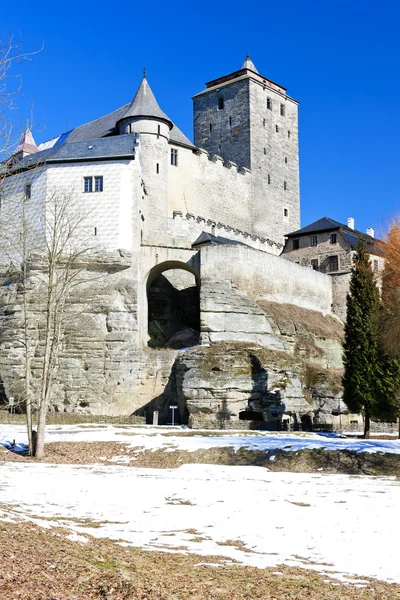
[342,241,381,438]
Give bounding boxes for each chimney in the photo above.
[366,227,375,238]
[347,217,355,230]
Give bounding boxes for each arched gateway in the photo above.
[146,261,200,349]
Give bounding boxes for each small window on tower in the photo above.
[288,130,291,138]
[267,98,272,110]
[285,156,288,164]
[263,118,266,126]
[283,181,287,190]
[268,174,271,184]
[280,104,285,116]
[283,208,288,217]
[157,124,160,138]
[171,148,178,166]
[156,163,160,174]
[229,116,232,126]
[276,125,279,132]
[24,183,32,200]
[218,97,224,110]
[209,123,212,132]
[264,148,267,155]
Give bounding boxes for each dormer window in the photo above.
[218,97,224,110]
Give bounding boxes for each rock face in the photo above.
[149,342,360,431]
[0,249,349,427]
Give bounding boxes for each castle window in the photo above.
[94,227,97,236]
[280,104,285,116]
[171,148,178,166]
[330,233,337,245]
[83,177,93,193]
[288,130,291,138]
[292,238,299,250]
[263,118,266,126]
[209,123,212,132]
[156,163,160,174]
[157,124,160,138]
[84,176,103,193]
[285,156,288,164]
[268,174,271,184]
[267,97,272,110]
[311,259,319,271]
[264,148,267,155]
[24,183,32,200]
[94,176,103,192]
[283,181,287,190]
[374,259,379,273]
[283,208,288,217]
[276,125,279,132]
[310,235,318,247]
[229,116,232,126]
[218,97,224,110]
[329,255,339,272]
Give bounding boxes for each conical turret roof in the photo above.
[118,76,173,128]
[242,55,258,73]
[12,128,39,156]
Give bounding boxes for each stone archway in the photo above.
[146,261,200,349]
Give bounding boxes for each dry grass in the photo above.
[1,441,400,476]
[259,301,344,342]
[0,519,399,599]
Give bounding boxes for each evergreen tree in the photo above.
[342,241,381,438]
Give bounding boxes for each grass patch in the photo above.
[0,519,397,599]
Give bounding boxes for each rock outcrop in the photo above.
[149,342,357,431]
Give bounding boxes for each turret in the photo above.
[11,128,39,162]
[116,72,172,140]
[119,74,173,242]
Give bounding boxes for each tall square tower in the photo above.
[193,57,300,245]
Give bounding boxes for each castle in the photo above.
[0,57,385,429]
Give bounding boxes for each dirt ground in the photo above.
[1,519,400,600]
[1,441,400,476]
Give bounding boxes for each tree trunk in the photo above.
[364,411,371,439]
[23,264,33,455]
[35,264,55,459]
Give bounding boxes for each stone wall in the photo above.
[200,244,333,315]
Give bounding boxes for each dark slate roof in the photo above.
[285,217,346,237]
[118,77,172,127]
[192,231,246,247]
[39,80,195,150]
[341,231,382,254]
[14,135,138,169]
[285,216,383,254]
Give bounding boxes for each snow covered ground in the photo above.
[0,461,399,584]
[1,423,400,455]
[1,424,400,585]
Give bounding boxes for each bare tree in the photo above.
[34,189,97,457]
[0,33,40,454]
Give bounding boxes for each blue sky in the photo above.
[3,0,400,237]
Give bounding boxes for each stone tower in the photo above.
[193,56,300,244]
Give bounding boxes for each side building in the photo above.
[281,216,384,320]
